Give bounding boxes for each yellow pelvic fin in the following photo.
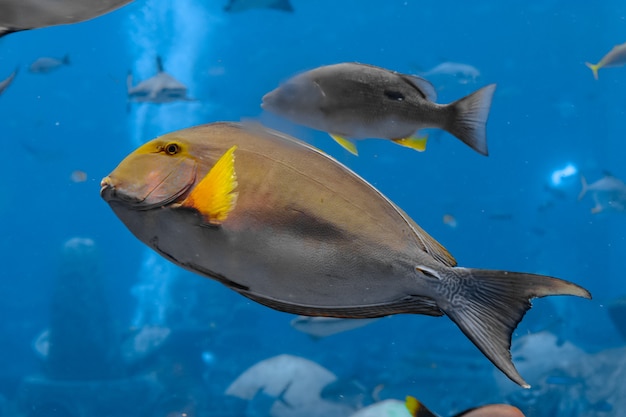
[330,134,358,155]
[181,145,238,225]
[585,62,600,80]
[392,135,428,152]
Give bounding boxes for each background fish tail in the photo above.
[440,268,591,388]
[444,84,496,156]
[585,62,600,80]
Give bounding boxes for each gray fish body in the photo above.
[108,196,444,315]
[587,176,626,194]
[262,63,496,155]
[597,42,626,68]
[128,73,190,103]
[101,123,590,387]
[0,0,133,37]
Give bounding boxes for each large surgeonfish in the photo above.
[100,122,590,388]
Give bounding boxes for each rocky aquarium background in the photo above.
[0,1,625,416]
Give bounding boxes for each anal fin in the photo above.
[392,135,428,152]
[330,134,358,155]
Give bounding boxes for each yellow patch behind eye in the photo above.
[181,145,238,225]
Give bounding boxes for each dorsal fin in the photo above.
[401,74,437,101]
[394,204,457,267]
[156,56,164,73]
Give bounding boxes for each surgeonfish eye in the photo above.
[164,142,180,155]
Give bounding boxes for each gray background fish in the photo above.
[262,62,496,155]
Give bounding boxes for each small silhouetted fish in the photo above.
[127,56,194,104]
[29,55,70,73]
[586,41,626,80]
[0,0,133,37]
[224,0,293,12]
[0,68,17,96]
[262,62,496,156]
[290,316,380,338]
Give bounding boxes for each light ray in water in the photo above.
[125,0,222,326]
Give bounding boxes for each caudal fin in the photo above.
[445,84,496,156]
[585,62,600,80]
[441,268,591,388]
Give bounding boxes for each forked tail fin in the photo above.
[440,268,591,388]
[445,84,496,156]
[585,62,600,80]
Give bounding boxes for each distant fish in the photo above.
[127,56,194,104]
[421,62,481,84]
[0,68,18,96]
[262,62,496,156]
[578,174,626,213]
[0,0,133,37]
[224,0,293,12]
[120,325,171,365]
[442,214,457,228]
[290,316,380,338]
[70,170,88,183]
[586,41,626,80]
[29,55,70,74]
[225,354,354,417]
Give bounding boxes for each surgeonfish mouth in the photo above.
[100,172,195,210]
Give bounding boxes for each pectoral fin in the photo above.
[392,135,428,152]
[181,145,238,225]
[330,134,358,156]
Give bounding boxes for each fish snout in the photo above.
[100,176,116,201]
[260,91,275,110]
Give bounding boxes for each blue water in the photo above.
[1,1,625,416]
